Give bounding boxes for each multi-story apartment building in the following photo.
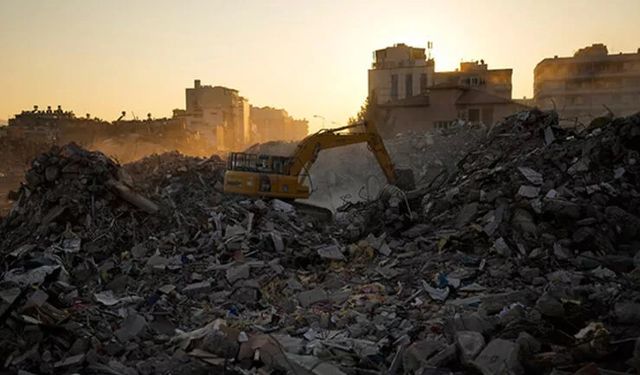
[368,43,436,104]
[534,44,640,121]
[368,43,512,104]
[184,80,250,150]
[367,43,520,134]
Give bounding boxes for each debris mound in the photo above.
[0,143,161,254]
[424,109,640,261]
[2,110,640,374]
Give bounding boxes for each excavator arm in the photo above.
[287,121,398,185]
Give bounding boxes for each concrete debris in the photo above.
[297,288,329,307]
[455,331,485,363]
[518,166,543,185]
[517,184,540,198]
[316,244,345,260]
[114,311,147,342]
[472,339,522,375]
[1,110,640,374]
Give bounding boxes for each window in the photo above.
[405,74,413,97]
[482,107,494,125]
[468,109,480,123]
[420,73,428,93]
[391,75,398,100]
[434,120,454,130]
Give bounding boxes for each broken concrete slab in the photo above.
[114,312,147,342]
[226,264,250,284]
[517,185,540,198]
[472,339,522,375]
[182,281,212,295]
[518,167,543,185]
[317,244,345,261]
[455,331,485,363]
[297,288,328,307]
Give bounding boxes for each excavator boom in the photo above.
[287,121,397,185]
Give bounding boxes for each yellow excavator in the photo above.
[223,120,413,208]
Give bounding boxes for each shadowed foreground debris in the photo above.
[1,109,640,374]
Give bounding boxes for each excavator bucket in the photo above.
[394,168,416,191]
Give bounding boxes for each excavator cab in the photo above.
[224,152,311,199]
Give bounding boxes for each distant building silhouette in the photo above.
[250,106,308,143]
[182,80,250,150]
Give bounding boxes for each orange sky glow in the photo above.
[1,0,639,132]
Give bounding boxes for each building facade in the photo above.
[434,61,512,99]
[368,44,513,105]
[367,43,520,134]
[534,44,640,121]
[368,43,435,104]
[184,80,251,150]
[250,106,308,143]
[376,86,528,136]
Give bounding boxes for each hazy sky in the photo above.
[1,0,639,130]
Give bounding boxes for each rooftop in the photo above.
[536,44,640,67]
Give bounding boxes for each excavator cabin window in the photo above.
[227,152,291,175]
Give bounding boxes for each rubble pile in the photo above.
[385,126,487,185]
[0,136,52,215]
[249,126,485,210]
[1,109,640,374]
[0,144,337,374]
[0,143,171,253]
[337,109,640,373]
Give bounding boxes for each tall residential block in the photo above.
[534,44,640,120]
[368,43,435,104]
[368,43,512,105]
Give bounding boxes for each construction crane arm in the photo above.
[287,121,398,185]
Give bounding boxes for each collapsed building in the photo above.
[2,108,640,374]
[4,106,210,161]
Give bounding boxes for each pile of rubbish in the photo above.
[1,109,640,375]
[248,126,486,211]
[0,136,52,215]
[337,109,640,373]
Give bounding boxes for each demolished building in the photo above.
[2,108,640,374]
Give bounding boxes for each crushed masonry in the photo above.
[1,109,640,374]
